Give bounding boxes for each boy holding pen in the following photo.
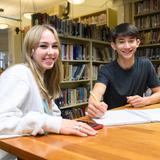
[88,23,160,118]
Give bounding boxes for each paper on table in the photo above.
[0,134,29,139]
[93,108,160,126]
[139,109,160,122]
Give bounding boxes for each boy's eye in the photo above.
[118,40,125,44]
[128,39,135,43]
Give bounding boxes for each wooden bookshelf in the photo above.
[74,8,117,29]
[133,0,160,79]
[31,12,114,119]
[59,35,113,119]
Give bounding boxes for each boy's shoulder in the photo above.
[136,57,153,70]
[136,57,151,64]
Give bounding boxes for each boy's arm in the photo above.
[146,86,160,105]
[127,86,160,107]
[87,83,108,118]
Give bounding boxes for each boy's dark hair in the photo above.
[111,23,139,42]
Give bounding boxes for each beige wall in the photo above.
[69,0,124,24]
[0,0,125,64]
[0,29,8,53]
[0,17,22,64]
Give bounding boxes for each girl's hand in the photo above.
[60,119,97,137]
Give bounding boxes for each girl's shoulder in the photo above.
[1,64,32,80]
[5,64,30,73]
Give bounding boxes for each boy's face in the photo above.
[111,36,140,60]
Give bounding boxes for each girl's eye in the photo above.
[52,45,58,48]
[39,44,48,48]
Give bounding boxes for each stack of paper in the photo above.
[93,108,160,126]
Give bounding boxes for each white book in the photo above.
[93,108,160,126]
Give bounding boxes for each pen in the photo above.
[90,91,99,102]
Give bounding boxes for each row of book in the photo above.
[135,14,160,29]
[139,30,160,44]
[62,63,88,81]
[80,13,107,26]
[136,47,160,60]
[134,0,160,15]
[61,107,86,119]
[92,64,104,80]
[32,13,111,41]
[57,87,88,107]
[61,43,88,60]
[61,44,114,62]
[92,46,111,62]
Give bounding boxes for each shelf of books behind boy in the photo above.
[31,13,111,42]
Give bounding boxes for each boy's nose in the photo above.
[123,42,130,48]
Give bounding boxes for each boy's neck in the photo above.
[117,57,135,70]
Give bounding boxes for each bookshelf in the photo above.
[133,0,160,79]
[91,39,113,87]
[74,8,117,29]
[31,12,113,119]
[58,35,112,119]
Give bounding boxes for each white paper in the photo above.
[93,108,160,126]
[0,134,29,139]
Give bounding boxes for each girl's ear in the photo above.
[31,49,34,58]
[111,42,116,51]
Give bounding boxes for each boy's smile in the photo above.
[112,36,140,60]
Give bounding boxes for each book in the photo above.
[93,108,160,126]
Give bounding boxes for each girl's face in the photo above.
[32,29,59,73]
[111,36,140,60]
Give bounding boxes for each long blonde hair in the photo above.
[23,24,62,107]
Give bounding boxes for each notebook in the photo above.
[93,108,160,126]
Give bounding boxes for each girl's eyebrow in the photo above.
[39,41,58,44]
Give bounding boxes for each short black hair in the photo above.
[111,23,139,42]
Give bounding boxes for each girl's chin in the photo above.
[43,64,54,70]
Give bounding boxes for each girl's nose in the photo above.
[47,46,54,55]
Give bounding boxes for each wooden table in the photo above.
[0,104,160,160]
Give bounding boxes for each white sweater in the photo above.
[0,64,63,159]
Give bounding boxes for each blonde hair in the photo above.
[23,24,62,107]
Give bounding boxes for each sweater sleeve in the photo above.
[15,102,63,135]
[0,66,63,136]
[0,72,30,134]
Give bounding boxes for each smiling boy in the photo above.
[88,23,160,118]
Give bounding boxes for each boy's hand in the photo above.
[127,95,148,107]
[88,101,108,118]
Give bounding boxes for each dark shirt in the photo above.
[97,57,160,109]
